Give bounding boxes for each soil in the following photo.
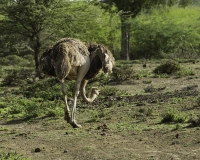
[1,63,200,160]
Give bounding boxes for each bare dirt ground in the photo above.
[1,62,200,160]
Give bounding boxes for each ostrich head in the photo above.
[102,50,113,74]
[88,44,115,74]
[39,48,56,76]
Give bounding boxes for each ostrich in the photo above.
[39,38,115,128]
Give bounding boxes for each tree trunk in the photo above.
[120,18,130,60]
[31,35,42,78]
[34,47,40,74]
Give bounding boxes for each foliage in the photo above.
[0,0,70,70]
[189,115,200,127]
[135,70,151,79]
[112,65,135,83]
[64,3,121,56]
[153,60,182,74]
[0,55,33,66]
[176,67,196,77]
[161,108,188,123]
[197,96,200,106]
[138,107,154,117]
[88,72,111,86]
[0,94,63,119]
[153,60,196,77]
[0,0,120,68]
[100,86,128,96]
[22,77,64,100]
[101,0,193,60]
[101,0,185,18]
[1,68,35,86]
[130,6,200,59]
[0,152,31,160]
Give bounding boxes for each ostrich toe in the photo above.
[91,87,100,95]
[70,121,82,128]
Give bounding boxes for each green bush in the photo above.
[189,116,200,127]
[161,108,187,123]
[0,152,31,160]
[130,7,200,59]
[112,65,135,83]
[22,78,63,100]
[0,94,63,119]
[100,86,127,97]
[176,67,196,77]
[153,60,181,74]
[153,60,196,77]
[88,72,110,86]
[0,55,32,66]
[135,70,151,79]
[1,68,35,86]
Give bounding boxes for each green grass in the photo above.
[0,152,31,160]
[1,59,200,160]
[161,108,188,123]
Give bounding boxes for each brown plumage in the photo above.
[39,38,114,128]
[85,43,114,79]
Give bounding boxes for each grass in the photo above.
[161,108,188,123]
[1,58,200,158]
[0,152,31,160]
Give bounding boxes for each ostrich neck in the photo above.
[80,80,98,103]
[90,48,104,64]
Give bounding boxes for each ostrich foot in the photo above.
[91,87,100,96]
[70,121,82,128]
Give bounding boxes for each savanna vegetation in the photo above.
[1,0,200,159]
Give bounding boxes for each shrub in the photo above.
[153,60,181,75]
[22,77,63,100]
[161,108,187,123]
[188,116,200,127]
[135,70,151,79]
[100,86,127,97]
[130,7,200,59]
[1,68,35,86]
[197,96,200,106]
[88,72,110,86]
[176,67,196,77]
[112,65,135,83]
[0,55,32,66]
[24,102,41,119]
[0,152,31,160]
[0,94,63,119]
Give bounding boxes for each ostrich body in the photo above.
[39,38,114,128]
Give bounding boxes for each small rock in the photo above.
[175,133,179,138]
[171,141,180,145]
[100,133,106,136]
[35,148,41,152]
[64,150,68,153]
[143,64,147,68]
[103,124,108,128]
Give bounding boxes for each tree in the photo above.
[0,0,99,75]
[179,0,193,7]
[130,6,200,59]
[0,0,121,73]
[62,3,121,58]
[0,0,68,74]
[100,0,192,60]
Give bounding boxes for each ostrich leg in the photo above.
[61,80,71,123]
[70,59,90,128]
[80,80,100,103]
